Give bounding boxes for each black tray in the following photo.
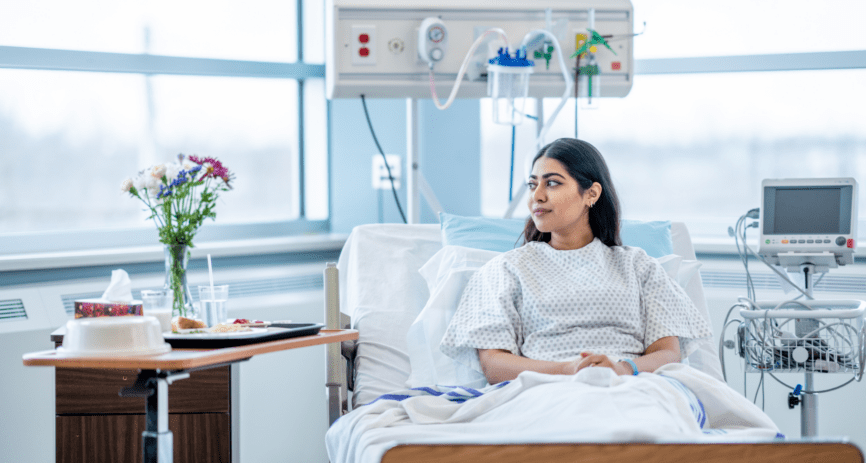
[163,323,324,348]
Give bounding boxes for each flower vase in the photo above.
[164,244,196,319]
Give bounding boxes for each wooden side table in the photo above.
[25,329,358,463]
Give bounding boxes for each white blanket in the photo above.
[326,364,781,463]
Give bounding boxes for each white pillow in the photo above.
[656,254,723,380]
[337,224,444,406]
[405,246,719,388]
[405,245,498,388]
[657,254,702,291]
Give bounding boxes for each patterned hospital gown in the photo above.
[440,238,712,373]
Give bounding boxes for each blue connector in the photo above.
[793,384,803,396]
[489,47,534,67]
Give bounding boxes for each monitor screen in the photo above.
[763,185,853,235]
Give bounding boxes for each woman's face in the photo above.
[527,156,596,237]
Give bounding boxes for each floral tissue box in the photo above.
[74,299,143,318]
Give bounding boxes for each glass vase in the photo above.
[164,244,195,318]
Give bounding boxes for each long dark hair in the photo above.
[522,138,621,247]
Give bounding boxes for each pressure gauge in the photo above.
[428,26,444,43]
[418,17,448,66]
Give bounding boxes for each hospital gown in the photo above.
[440,238,712,373]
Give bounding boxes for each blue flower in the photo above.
[188,165,203,173]
[170,176,188,188]
[157,185,173,199]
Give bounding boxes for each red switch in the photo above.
[611,61,621,70]
[359,33,370,43]
[847,238,855,248]
[359,47,370,57]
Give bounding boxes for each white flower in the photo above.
[121,178,133,193]
[151,164,167,179]
[146,175,161,193]
[133,175,146,190]
[165,163,182,181]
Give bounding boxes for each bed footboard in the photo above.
[381,442,864,463]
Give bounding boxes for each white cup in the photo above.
[141,289,173,333]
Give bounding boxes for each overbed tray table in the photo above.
[23,328,358,463]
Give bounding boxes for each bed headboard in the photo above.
[334,222,722,410]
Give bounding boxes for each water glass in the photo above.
[140,289,173,332]
[198,285,229,327]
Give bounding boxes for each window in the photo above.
[481,1,866,241]
[0,1,298,61]
[0,0,328,253]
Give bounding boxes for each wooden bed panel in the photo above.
[381,442,864,463]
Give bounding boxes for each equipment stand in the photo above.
[799,264,817,437]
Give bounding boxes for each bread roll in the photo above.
[173,316,206,330]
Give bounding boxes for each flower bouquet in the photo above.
[123,154,233,317]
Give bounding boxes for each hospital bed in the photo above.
[324,221,863,463]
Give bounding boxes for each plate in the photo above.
[163,323,324,348]
[170,327,268,337]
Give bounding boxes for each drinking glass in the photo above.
[198,285,229,327]
[141,289,174,332]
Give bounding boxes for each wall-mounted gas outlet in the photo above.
[372,154,401,189]
[351,25,377,66]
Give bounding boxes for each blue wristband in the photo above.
[621,359,639,376]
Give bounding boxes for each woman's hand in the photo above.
[565,337,681,377]
[570,352,630,375]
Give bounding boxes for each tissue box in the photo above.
[74,299,143,318]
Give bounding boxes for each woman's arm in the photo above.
[478,348,578,384]
[479,336,681,383]
[575,336,681,375]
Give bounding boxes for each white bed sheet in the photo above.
[326,363,780,463]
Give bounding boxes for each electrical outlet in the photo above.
[372,154,401,190]
[351,25,377,66]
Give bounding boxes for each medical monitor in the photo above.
[758,178,859,270]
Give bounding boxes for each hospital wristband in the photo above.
[620,359,639,376]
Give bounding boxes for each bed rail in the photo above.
[325,262,354,426]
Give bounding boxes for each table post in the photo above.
[142,374,173,463]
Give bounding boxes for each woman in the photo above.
[440,138,711,384]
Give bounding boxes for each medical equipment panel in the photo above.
[758,177,859,270]
[326,0,634,99]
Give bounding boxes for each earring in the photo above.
[589,202,594,208]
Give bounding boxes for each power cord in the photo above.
[360,95,407,224]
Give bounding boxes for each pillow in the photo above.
[439,212,525,253]
[405,246,713,388]
[405,245,498,388]
[656,254,702,290]
[621,219,674,258]
[440,212,673,258]
[337,223,444,407]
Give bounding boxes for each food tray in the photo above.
[163,323,324,348]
